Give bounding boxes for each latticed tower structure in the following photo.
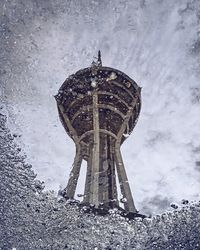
[55,52,141,213]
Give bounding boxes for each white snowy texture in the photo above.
[0,107,199,250]
[1,0,200,214]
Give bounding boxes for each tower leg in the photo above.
[107,137,118,208]
[114,148,137,213]
[108,152,118,207]
[83,145,93,204]
[63,146,82,199]
[98,134,109,206]
[89,92,100,207]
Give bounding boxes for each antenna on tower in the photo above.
[97,50,102,66]
[91,50,102,68]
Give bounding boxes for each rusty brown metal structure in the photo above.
[55,52,141,213]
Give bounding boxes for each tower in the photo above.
[55,52,141,213]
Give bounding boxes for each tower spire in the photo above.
[91,50,102,68]
[97,50,102,66]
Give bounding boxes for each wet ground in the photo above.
[1,108,200,249]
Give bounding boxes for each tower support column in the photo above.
[63,145,82,199]
[89,91,100,207]
[114,148,137,213]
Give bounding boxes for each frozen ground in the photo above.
[0,109,200,249]
[0,0,200,215]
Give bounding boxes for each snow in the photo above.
[91,78,97,88]
[107,72,117,81]
[123,133,130,138]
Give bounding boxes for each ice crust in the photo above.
[0,110,200,249]
[1,0,200,214]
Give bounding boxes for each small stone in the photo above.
[182,199,189,205]
[170,203,178,209]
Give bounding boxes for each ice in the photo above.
[123,133,130,138]
[0,0,200,216]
